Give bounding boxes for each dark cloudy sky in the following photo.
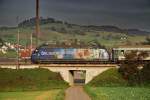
[0,0,150,31]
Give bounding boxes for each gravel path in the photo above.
[65,86,91,100]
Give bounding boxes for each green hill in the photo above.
[0,17,149,48]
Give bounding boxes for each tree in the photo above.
[0,38,4,47]
[143,37,150,45]
[51,26,56,31]
[141,62,150,84]
[119,51,149,85]
[88,39,105,48]
[60,27,67,33]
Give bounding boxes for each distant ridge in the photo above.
[83,25,150,35]
[1,17,150,35]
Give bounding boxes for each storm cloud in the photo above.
[0,0,150,31]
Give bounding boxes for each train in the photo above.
[31,45,150,64]
[31,46,109,63]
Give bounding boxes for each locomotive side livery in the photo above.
[31,46,109,63]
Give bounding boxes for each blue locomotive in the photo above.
[31,45,109,63]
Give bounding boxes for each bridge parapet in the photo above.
[38,64,117,67]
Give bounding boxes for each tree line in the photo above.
[18,17,64,27]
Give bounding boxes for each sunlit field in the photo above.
[85,86,150,100]
[0,89,63,100]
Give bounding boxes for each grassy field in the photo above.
[0,23,147,48]
[85,68,150,100]
[0,68,68,91]
[85,86,150,100]
[0,90,62,100]
[0,68,68,100]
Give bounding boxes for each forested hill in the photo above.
[18,17,64,27]
[18,17,150,35]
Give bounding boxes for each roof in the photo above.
[113,45,150,51]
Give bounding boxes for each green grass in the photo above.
[0,68,68,100]
[0,50,17,58]
[87,68,128,87]
[85,86,150,100]
[0,68,68,92]
[54,88,66,100]
[0,89,62,100]
[85,68,150,100]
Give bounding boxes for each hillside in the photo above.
[0,17,149,48]
[87,68,127,87]
[0,68,68,91]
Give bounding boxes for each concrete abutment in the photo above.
[45,67,114,85]
[0,64,117,85]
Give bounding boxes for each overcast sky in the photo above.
[0,0,150,31]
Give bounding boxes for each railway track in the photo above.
[0,58,149,65]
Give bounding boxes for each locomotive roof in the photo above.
[37,44,106,49]
[39,46,105,49]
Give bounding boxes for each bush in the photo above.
[118,61,140,85]
[119,51,149,86]
[141,62,150,85]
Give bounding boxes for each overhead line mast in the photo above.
[36,0,40,47]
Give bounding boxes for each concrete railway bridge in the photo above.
[0,63,118,85]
